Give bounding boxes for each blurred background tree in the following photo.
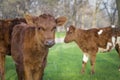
[0,0,119,29]
[116,0,120,25]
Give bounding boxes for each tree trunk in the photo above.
[92,0,101,28]
[81,7,85,29]
[116,0,120,25]
[72,0,77,26]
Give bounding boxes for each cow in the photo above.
[11,14,67,80]
[64,25,120,74]
[0,18,26,80]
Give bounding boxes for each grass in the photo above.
[5,43,120,80]
[55,32,65,38]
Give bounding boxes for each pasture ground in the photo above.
[5,42,120,80]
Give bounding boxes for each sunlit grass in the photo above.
[5,43,120,80]
[55,32,65,38]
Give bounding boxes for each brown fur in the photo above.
[0,18,26,80]
[11,14,67,80]
[64,25,120,74]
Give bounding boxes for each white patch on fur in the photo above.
[98,42,112,52]
[111,25,115,28]
[83,54,89,63]
[105,42,112,51]
[98,36,117,52]
[98,30,103,35]
[67,27,69,31]
[112,36,116,47]
[116,37,120,44]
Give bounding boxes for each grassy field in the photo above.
[5,43,120,80]
[55,32,65,38]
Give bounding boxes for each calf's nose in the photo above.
[44,40,55,47]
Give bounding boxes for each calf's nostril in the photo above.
[45,40,55,46]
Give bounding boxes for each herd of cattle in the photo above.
[0,13,120,80]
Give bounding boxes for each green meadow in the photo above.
[55,32,66,38]
[5,42,120,80]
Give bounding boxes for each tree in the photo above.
[116,0,120,25]
[0,0,31,18]
[92,0,102,28]
[103,0,117,25]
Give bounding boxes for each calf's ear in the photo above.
[24,14,34,26]
[69,25,75,32]
[56,16,67,26]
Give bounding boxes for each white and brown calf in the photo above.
[64,25,120,74]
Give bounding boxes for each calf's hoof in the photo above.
[90,71,95,75]
[80,70,85,74]
[118,66,120,71]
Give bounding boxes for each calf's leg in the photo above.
[33,58,47,80]
[81,54,89,74]
[15,63,24,80]
[33,68,44,80]
[115,44,120,71]
[24,65,33,80]
[115,44,120,57]
[0,54,5,80]
[89,54,96,74]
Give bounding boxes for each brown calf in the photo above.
[0,18,26,80]
[64,25,120,74]
[11,14,67,80]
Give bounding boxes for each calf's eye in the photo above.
[38,27,41,30]
[37,27,45,31]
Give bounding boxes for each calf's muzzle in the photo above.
[44,40,55,47]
